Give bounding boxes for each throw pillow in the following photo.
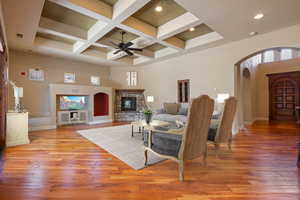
[163,103,179,115]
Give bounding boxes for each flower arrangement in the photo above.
[143,109,153,124]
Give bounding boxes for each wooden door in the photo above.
[268,72,300,121]
[0,24,7,150]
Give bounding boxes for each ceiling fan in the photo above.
[110,31,143,56]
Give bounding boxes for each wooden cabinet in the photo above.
[267,71,300,121]
[57,110,88,125]
[6,112,29,147]
[0,22,8,150]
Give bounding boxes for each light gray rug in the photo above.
[77,125,165,170]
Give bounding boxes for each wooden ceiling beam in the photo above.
[70,0,150,54]
[157,12,202,40]
[37,0,222,65]
[163,37,186,49]
[38,17,87,42]
[48,0,112,22]
[122,17,157,38]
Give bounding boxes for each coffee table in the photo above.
[131,120,169,137]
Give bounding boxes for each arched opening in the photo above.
[94,93,109,116]
[235,47,300,128]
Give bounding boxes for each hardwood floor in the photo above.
[0,121,299,200]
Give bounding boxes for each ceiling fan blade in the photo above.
[123,42,133,48]
[128,48,143,52]
[125,50,134,56]
[113,50,122,54]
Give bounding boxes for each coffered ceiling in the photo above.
[3,0,300,66]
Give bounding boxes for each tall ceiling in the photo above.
[2,0,300,66]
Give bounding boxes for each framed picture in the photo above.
[64,73,75,83]
[29,68,44,81]
[91,76,100,85]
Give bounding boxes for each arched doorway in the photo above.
[235,47,300,128]
[94,93,109,116]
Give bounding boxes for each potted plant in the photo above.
[143,109,153,124]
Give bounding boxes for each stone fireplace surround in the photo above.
[115,89,146,121]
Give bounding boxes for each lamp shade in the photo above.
[147,96,154,103]
[18,87,23,98]
[14,87,23,98]
[217,93,229,103]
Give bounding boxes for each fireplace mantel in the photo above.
[115,89,145,93]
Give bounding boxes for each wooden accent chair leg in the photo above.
[228,139,232,151]
[144,149,148,166]
[215,143,220,158]
[178,160,184,181]
[203,150,207,166]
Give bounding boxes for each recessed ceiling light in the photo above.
[189,27,195,32]
[155,6,163,12]
[249,31,258,36]
[254,13,264,20]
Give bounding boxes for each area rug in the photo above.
[77,125,165,170]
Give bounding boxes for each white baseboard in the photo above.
[87,119,113,125]
[29,125,57,132]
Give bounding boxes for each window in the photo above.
[64,73,75,83]
[29,68,44,81]
[263,50,274,63]
[252,54,262,66]
[178,79,190,103]
[91,76,100,85]
[127,71,137,86]
[280,49,292,60]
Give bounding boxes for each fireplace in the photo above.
[121,97,137,112]
[115,89,146,121]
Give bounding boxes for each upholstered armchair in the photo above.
[144,95,214,181]
[207,97,238,156]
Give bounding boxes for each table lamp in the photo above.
[146,96,154,110]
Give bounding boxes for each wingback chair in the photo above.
[208,96,238,156]
[144,95,214,181]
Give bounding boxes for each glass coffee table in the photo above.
[131,120,169,137]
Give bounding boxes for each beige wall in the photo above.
[9,50,111,117]
[255,58,300,119]
[125,24,300,131]
[139,24,300,113]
